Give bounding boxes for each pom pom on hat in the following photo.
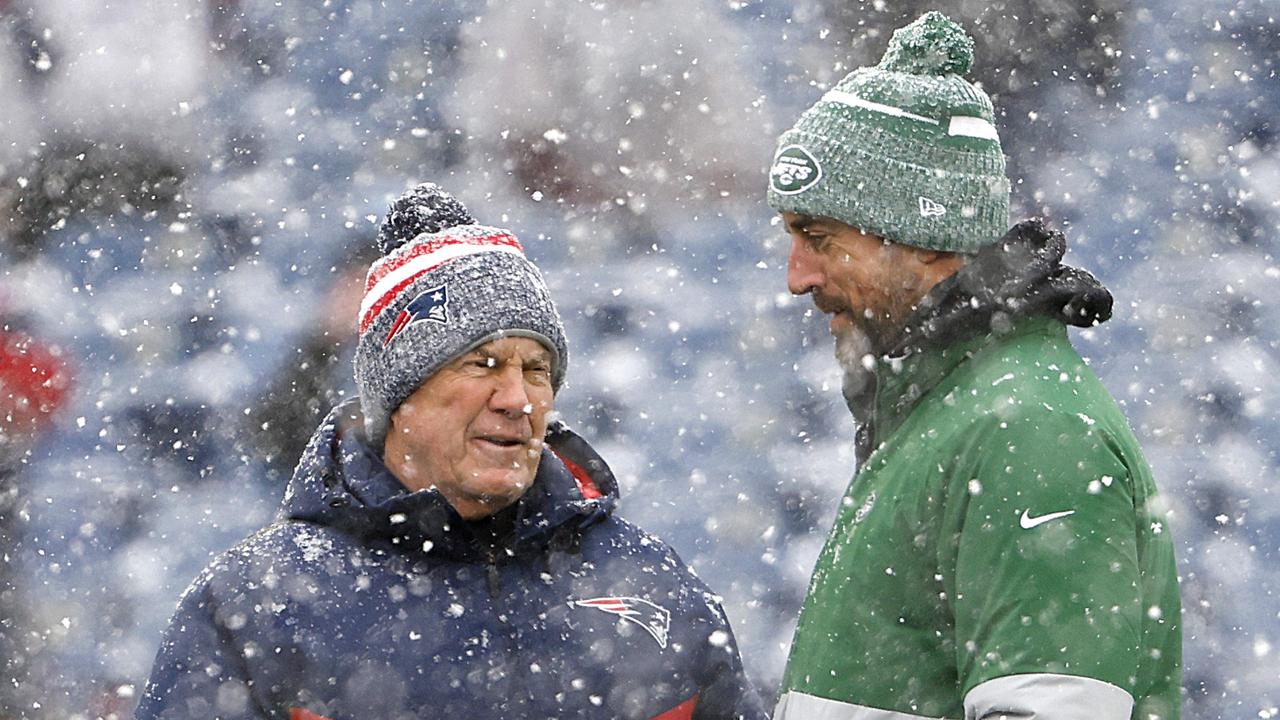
[375,182,476,255]
[878,10,975,76]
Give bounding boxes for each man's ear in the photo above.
[913,248,949,265]
[906,246,969,290]
[914,247,970,273]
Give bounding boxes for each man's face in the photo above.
[383,336,555,519]
[782,212,930,355]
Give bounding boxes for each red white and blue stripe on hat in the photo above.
[358,227,526,334]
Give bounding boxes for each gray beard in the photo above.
[834,325,878,424]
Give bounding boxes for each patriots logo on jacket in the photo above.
[384,285,449,347]
[575,596,671,649]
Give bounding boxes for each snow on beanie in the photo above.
[354,183,568,447]
[767,11,1010,253]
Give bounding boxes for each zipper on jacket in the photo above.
[486,552,501,598]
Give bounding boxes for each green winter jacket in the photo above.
[775,222,1181,720]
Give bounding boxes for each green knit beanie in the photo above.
[767,11,1010,252]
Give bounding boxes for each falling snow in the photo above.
[0,0,1275,717]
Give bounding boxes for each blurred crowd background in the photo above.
[0,0,1276,717]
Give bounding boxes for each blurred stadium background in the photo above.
[0,0,1276,717]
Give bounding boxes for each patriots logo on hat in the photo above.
[574,596,671,649]
[383,284,449,347]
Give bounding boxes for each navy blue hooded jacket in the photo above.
[137,402,766,720]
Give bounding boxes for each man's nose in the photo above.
[489,367,533,417]
[786,236,823,296]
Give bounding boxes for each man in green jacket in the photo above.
[766,12,1181,720]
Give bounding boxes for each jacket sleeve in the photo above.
[943,410,1142,720]
[691,591,769,720]
[135,572,273,720]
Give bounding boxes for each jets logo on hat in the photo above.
[918,196,947,218]
[383,284,449,347]
[770,145,822,195]
[574,596,671,649]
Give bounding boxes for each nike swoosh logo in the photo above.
[1020,509,1076,529]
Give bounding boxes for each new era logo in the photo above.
[919,196,947,218]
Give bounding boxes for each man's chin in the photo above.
[474,472,534,499]
[444,470,537,518]
[833,323,875,373]
[829,311,854,335]
[833,322,878,416]
[830,310,898,359]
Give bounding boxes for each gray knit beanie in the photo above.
[767,11,1010,252]
[354,183,568,447]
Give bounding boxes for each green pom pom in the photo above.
[878,11,974,76]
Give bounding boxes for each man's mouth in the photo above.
[810,290,850,317]
[476,435,526,449]
[811,293,854,334]
[813,298,843,315]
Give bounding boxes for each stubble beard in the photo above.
[834,321,878,422]
[816,277,923,419]
[830,301,914,421]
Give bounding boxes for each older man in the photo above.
[137,184,765,720]
[766,12,1180,720]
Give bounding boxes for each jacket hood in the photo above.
[846,219,1113,462]
[893,218,1113,356]
[281,400,618,561]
